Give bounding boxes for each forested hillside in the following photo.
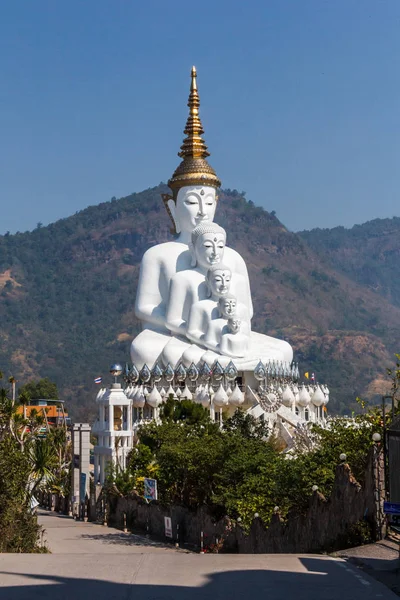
[1,185,399,420]
[298,218,400,309]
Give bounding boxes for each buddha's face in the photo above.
[219,297,237,318]
[175,186,217,233]
[194,232,225,270]
[208,268,231,297]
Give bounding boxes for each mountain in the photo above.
[1,185,399,420]
[298,218,400,309]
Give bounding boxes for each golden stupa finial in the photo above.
[167,66,221,195]
[191,65,197,90]
[178,65,209,160]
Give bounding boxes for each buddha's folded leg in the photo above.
[249,331,293,364]
[211,354,231,368]
[181,344,206,367]
[200,349,220,367]
[182,346,233,369]
[130,329,171,370]
[161,337,191,369]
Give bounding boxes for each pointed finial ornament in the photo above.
[178,66,209,161]
[168,66,221,194]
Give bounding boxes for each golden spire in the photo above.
[178,66,210,160]
[168,66,221,194]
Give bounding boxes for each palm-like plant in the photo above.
[9,407,46,452]
[18,391,30,420]
[28,438,58,497]
[8,376,16,402]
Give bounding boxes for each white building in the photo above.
[92,382,133,484]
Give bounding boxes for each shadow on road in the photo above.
[0,558,396,600]
[80,531,178,548]
[37,510,72,520]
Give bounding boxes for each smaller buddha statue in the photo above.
[165,222,227,337]
[217,294,250,357]
[218,295,241,333]
[187,261,250,358]
[162,223,229,367]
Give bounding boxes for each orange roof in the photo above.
[16,405,68,418]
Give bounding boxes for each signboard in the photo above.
[164,516,173,538]
[80,473,87,501]
[144,478,158,501]
[383,501,400,515]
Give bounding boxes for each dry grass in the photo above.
[117,332,131,342]
[0,269,22,290]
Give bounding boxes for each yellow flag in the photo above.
[304,372,309,379]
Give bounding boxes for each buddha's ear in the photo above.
[189,242,196,267]
[162,193,180,234]
[168,199,180,234]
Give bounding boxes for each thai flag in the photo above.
[311,373,315,382]
[94,377,102,384]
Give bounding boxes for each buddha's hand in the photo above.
[227,318,241,334]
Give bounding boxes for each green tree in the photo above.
[0,376,73,552]
[0,436,42,552]
[160,395,211,425]
[0,384,43,552]
[19,378,59,401]
[105,395,389,534]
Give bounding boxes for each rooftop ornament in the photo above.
[151,363,163,382]
[139,364,151,383]
[110,363,123,383]
[187,363,199,382]
[164,364,175,382]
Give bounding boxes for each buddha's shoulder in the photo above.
[142,241,187,261]
[193,298,215,309]
[224,246,247,267]
[171,269,203,283]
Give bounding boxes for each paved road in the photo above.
[0,511,397,600]
[37,510,181,554]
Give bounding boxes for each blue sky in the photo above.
[0,0,399,234]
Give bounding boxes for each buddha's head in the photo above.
[164,67,221,237]
[164,185,217,235]
[218,294,237,319]
[206,264,232,298]
[191,222,226,271]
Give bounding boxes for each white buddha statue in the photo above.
[186,259,251,358]
[131,67,252,368]
[131,66,292,371]
[161,222,249,366]
[165,222,227,337]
